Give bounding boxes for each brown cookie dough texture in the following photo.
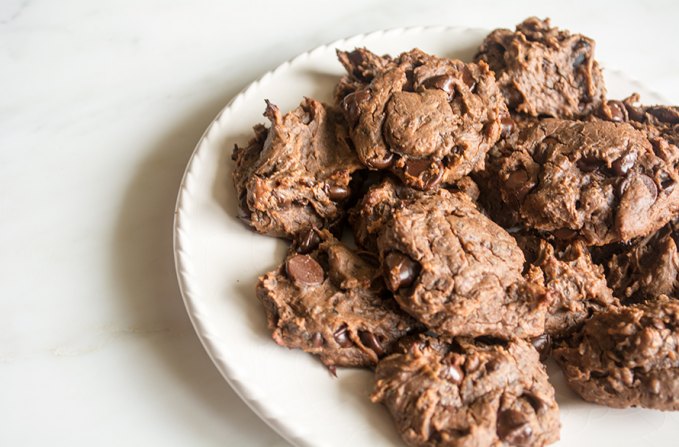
[554,295,679,410]
[232,98,363,239]
[475,17,606,118]
[481,118,679,245]
[339,48,508,190]
[376,189,549,339]
[605,220,679,302]
[372,336,560,447]
[256,230,417,368]
[335,48,392,103]
[515,234,618,338]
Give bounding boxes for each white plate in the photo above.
[174,27,676,447]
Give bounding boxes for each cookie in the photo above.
[340,48,508,190]
[372,335,560,447]
[475,17,606,118]
[335,47,392,103]
[515,233,619,338]
[480,118,679,245]
[232,98,363,239]
[376,188,548,339]
[256,230,417,368]
[605,220,679,302]
[554,295,679,410]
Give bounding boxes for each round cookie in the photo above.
[372,335,560,447]
[340,48,507,190]
[376,189,548,339]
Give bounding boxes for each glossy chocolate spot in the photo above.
[422,74,455,98]
[530,334,552,361]
[366,152,394,170]
[384,251,420,292]
[553,228,578,240]
[358,330,384,356]
[342,89,371,126]
[327,185,351,201]
[606,100,627,122]
[405,159,443,190]
[500,112,514,137]
[497,409,533,445]
[286,254,324,286]
[577,156,603,173]
[296,228,321,254]
[612,152,637,176]
[446,363,464,384]
[333,324,353,348]
[311,332,324,348]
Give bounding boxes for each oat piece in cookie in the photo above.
[340,48,508,190]
[256,230,417,368]
[376,189,548,339]
[480,118,679,245]
[554,295,679,410]
[232,98,363,239]
[372,335,560,447]
[475,17,605,118]
[515,233,618,338]
[605,220,679,302]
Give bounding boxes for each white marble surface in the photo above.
[1,1,678,445]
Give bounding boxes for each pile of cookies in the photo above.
[232,17,679,447]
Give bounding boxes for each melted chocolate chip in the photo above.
[577,156,603,173]
[421,74,455,98]
[366,152,394,170]
[342,89,371,126]
[358,330,384,356]
[500,112,514,137]
[296,228,321,254]
[606,100,627,122]
[405,159,443,190]
[327,185,351,201]
[333,324,353,348]
[612,152,637,176]
[446,363,464,384]
[553,228,578,240]
[311,332,324,348]
[384,251,420,292]
[286,254,324,286]
[497,409,533,445]
[530,334,552,361]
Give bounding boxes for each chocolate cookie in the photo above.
[372,336,560,447]
[481,118,679,245]
[475,17,606,118]
[232,98,363,239]
[554,295,679,410]
[515,234,619,338]
[340,48,508,190]
[256,230,417,368]
[376,189,549,339]
[605,220,679,302]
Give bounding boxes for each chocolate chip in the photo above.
[612,152,637,176]
[366,152,394,170]
[523,392,546,413]
[286,254,324,286]
[461,66,476,91]
[404,158,444,190]
[311,332,324,348]
[640,174,659,201]
[421,74,455,98]
[358,330,384,356]
[384,251,420,292]
[342,89,370,126]
[497,410,533,445]
[446,363,464,384]
[577,156,602,173]
[625,103,646,122]
[327,185,351,201]
[333,324,353,348]
[500,112,514,137]
[485,359,500,373]
[296,228,321,254]
[530,334,552,361]
[606,100,627,122]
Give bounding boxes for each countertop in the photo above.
[2,1,678,445]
